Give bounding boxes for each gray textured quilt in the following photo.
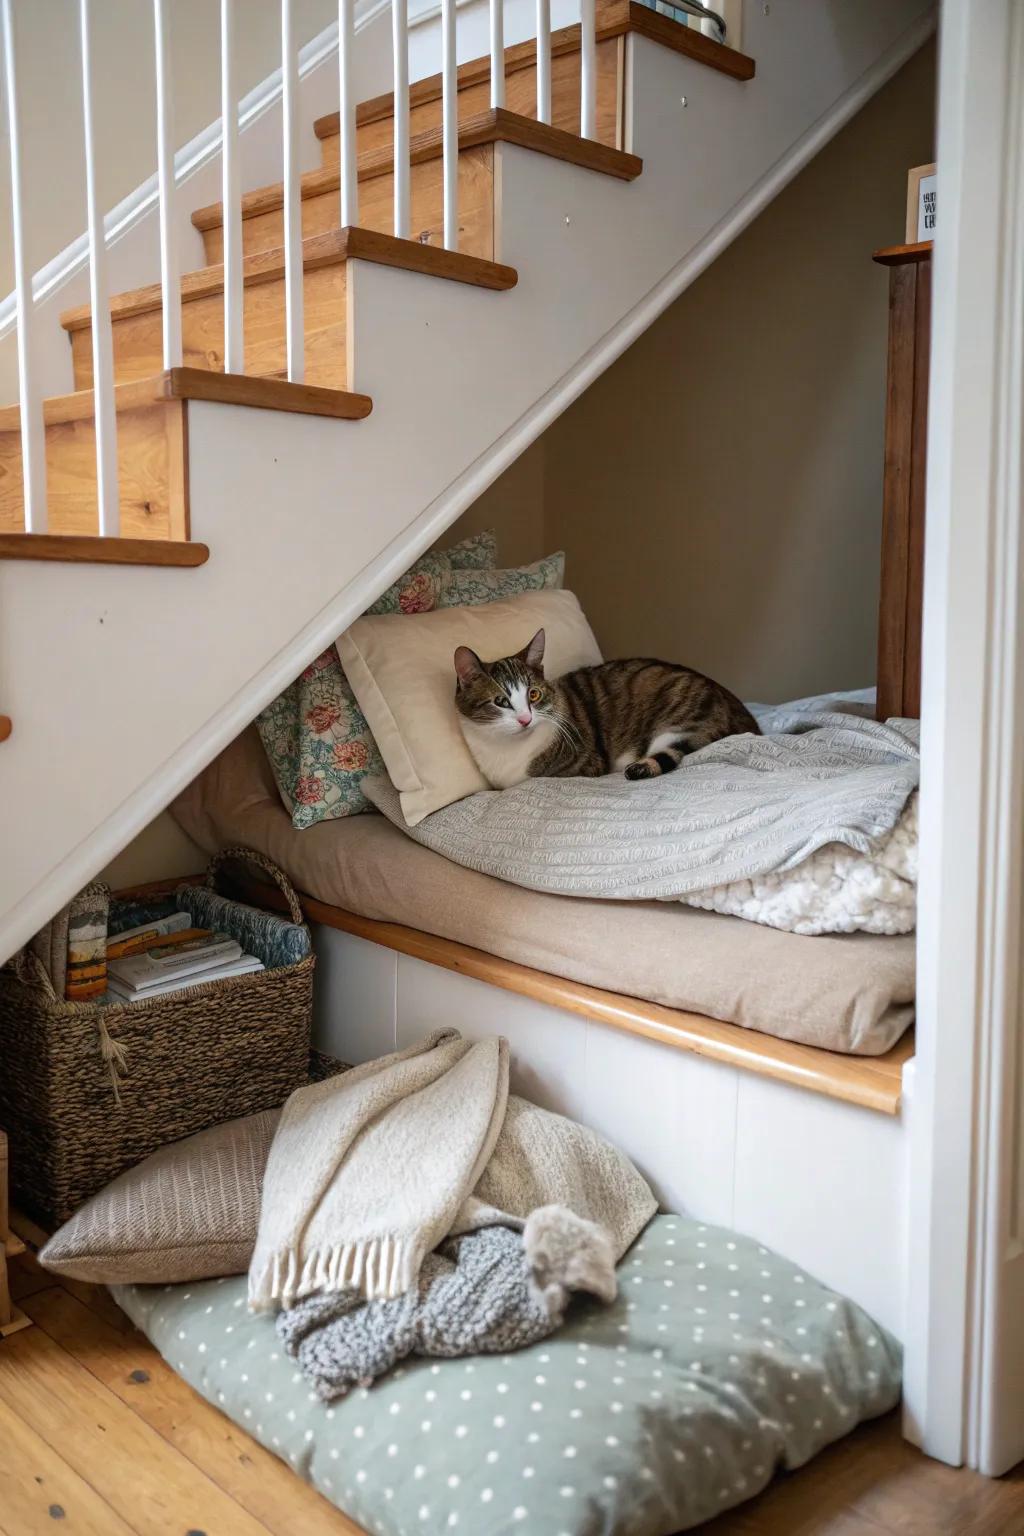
[365,696,920,936]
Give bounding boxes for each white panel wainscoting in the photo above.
[307,927,909,1339]
[311,925,398,1064]
[733,1073,908,1341]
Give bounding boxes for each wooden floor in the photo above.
[2,1251,1023,1536]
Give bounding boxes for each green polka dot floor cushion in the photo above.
[113,1215,900,1535]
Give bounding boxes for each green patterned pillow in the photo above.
[443,527,498,569]
[257,544,564,828]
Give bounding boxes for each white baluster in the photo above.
[281,0,304,382]
[1,0,47,532]
[392,0,410,238]
[490,0,504,110]
[442,0,458,249]
[338,0,358,226]
[79,0,119,536]
[580,0,596,139]
[536,0,551,125]
[153,0,181,371]
[221,0,244,373]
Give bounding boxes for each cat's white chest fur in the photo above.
[459,715,558,789]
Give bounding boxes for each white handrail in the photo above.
[221,0,244,374]
[79,0,120,537]
[338,0,359,226]
[442,0,458,249]
[392,0,410,239]
[580,0,597,139]
[536,0,551,125]
[281,0,305,383]
[153,0,182,372]
[490,0,504,109]
[1,0,47,532]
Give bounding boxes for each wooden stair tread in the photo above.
[190,109,641,235]
[0,533,209,566]
[0,369,370,425]
[60,227,517,333]
[315,0,754,141]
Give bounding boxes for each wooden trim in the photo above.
[237,875,912,1114]
[0,534,209,567]
[314,0,753,140]
[190,110,640,236]
[1,1132,33,1338]
[873,240,933,266]
[60,228,517,332]
[0,718,11,744]
[166,368,373,420]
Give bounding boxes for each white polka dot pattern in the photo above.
[114,1215,900,1536]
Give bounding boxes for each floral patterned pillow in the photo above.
[256,540,563,828]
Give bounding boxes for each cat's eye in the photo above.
[528,687,542,703]
[495,697,512,708]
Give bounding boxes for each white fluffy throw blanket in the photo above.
[366,692,920,937]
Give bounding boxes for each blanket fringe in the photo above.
[249,1236,420,1311]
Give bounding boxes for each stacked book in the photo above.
[106,911,263,1003]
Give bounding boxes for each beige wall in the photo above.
[0,0,337,291]
[105,43,934,883]
[544,41,936,701]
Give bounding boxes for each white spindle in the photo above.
[221,0,244,373]
[281,0,304,382]
[79,0,119,536]
[490,0,504,109]
[153,0,181,370]
[338,0,358,226]
[580,0,596,139]
[536,0,551,125]
[441,0,458,250]
[392,0,410,238]
[1,0,47,532]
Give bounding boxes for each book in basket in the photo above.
[108,932,244,991]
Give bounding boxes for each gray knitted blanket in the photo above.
[364,695,920,933]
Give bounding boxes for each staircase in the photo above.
[0,0,934,961]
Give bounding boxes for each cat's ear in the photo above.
[454,645,485,688]
[519,628,546,672]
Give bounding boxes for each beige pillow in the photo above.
[38,1108,281,1284]
[336,588,602,826]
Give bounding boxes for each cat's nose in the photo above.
[516,712,532,728]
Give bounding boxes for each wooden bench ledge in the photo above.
[209,871,913,1116]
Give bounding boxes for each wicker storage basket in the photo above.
[0,848,314,1229]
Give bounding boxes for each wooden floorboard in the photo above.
[2,1255,1022,1535]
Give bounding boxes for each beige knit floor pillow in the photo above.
[39,1108,282,1284]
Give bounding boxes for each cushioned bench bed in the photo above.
[168,727,917,1342]
[115,1213,901,1536]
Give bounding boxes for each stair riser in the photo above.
[319,40,623,168]
[69,267,349,394]
[199,146,495,266]
[0,403,187,541]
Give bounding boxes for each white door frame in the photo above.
[904,0,1024,1475]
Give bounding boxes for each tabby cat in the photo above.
[454,628,759,789]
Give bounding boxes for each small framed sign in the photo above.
[906,162,936,244]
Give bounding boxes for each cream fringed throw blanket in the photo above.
[250,1031,509,1310]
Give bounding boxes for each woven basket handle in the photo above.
[203,846,306,926]
[8,946,59,1001]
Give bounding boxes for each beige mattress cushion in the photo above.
[172,727,915,1057]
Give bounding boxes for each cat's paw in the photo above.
[624,760,655,780]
